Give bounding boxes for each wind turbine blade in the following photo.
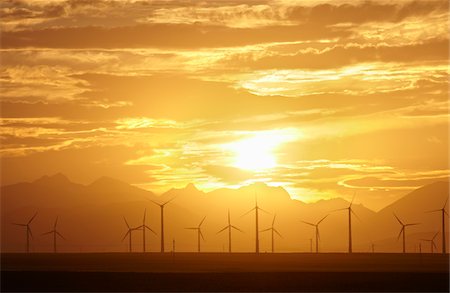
[260,228,271,233]
[162,196,176,206]
[425,209,441,213]
[145,225,157,235]
[231,225,244,233]
[199,216,206,227]
[149,199,163,207]
[54,216,59,229]
[317,228,321,240]
[301,220,315,227]
[272,214,276,226]
[143,208,146,223]
[12,223,26,226]
[200,230,205,241]
[330,208,347,213]
[273,228,283,238]
[56,231,66,240]
[397,227,404,240]
[28,227,33,239]
[350,192,356,207]
[227,209,230,225]
[122,230,130,241]
[28,212,38,224]
[405,223,420,226]
[241,207,256,217]
[258,207,271,214]
[41,231,53,236]
[445,210,449,216]
[443,197,448,209]
[217,226,228,234]
[317,214,328,225]
[123,217,130,229]
[393,213,404,225]
[185,227,197,230]
[351,209,362,221]
[433,242,437,249]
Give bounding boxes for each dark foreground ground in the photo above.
[2,253,449,292]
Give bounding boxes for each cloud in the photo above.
[222,38,449,70]
[1,23,350,49]
[203,165,254,184]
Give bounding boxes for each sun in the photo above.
[227,130,297,171]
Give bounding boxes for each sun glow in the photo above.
[227,129,298,171]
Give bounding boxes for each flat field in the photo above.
[2,253,449,292]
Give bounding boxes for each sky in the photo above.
[1,0,449,211]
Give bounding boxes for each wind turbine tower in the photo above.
[150,197,176,253]
[394,213,419,253]
[122,217,141,252]
[261,214,282,253]
[242,195,269,254]
[12,212,38,253]
[138,209,156,252]
[185,216,206,252]
[426,198,448,254]
[42,216,65,253]
[217,209,243,253]
[301,215,328,253]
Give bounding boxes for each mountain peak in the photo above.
[89,176,129,189]
[34,173,72,186]
[184,183,199,192]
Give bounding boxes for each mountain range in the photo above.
[1,174,448,253]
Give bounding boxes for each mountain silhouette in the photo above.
[1,174,448,253]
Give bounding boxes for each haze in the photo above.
[1,0,449,211]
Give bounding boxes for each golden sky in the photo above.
[1,0,449,210]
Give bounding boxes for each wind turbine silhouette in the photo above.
[41,216,65,253]
[122,217,141,252]
[332,195,359,253]
[149,197,176,253]
[138,209,156,253]
[242,194,269,254]
[301,215,328,253]
[421,232,439,253]
[185,216,206,252]
[426,198,448,254]
[394,213,419,253]
[261,214,282,253]
[217,209,243,253]
[12,212,38,253]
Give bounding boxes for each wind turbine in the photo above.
[138,209,156,253]
[12,212,38,253]
[242,195,269,254]
[185,216,206,252]
[217,209,243,253]
[149,197,176,253]
[261,214,282,253]
[394,213,419,253]
[122,217,141,252]
[332,195,359,253]
[426,198,448,254]
[41,216,65,253]
[301,215,328,253]
[421,232,439,253]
